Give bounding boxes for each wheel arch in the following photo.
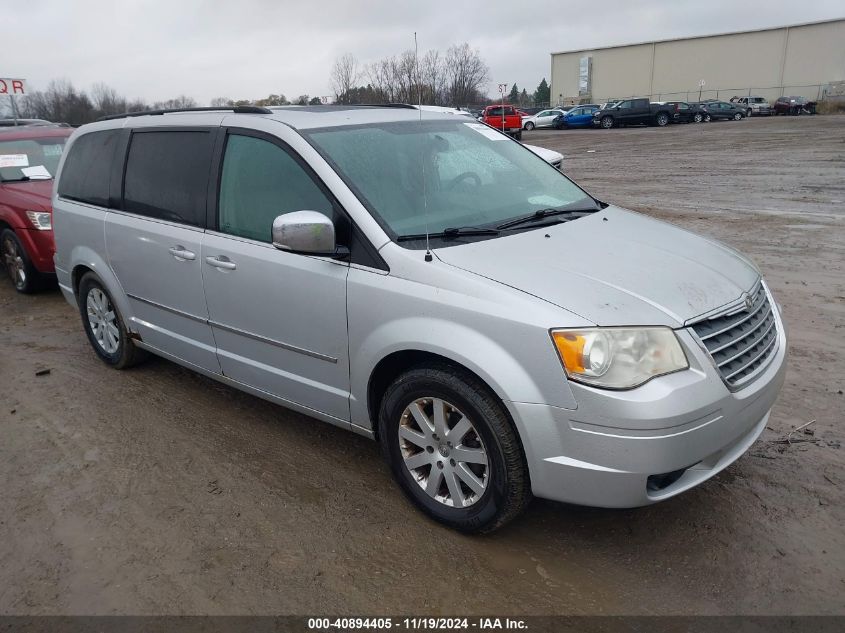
[69,249,135,333]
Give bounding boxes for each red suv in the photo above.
[0,125,72,292]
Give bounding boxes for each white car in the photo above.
[522,109,565,131]
[524,144,563,170]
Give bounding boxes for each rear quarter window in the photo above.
[58,130,123,207]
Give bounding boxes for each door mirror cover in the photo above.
[272,210,336,255]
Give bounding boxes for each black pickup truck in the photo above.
[592,98,678,129]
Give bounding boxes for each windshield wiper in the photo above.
[397,226,500,242]
[496,204,598,230]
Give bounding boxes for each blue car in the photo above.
[553,104,600,129]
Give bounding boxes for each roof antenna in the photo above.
[416,31,433,263]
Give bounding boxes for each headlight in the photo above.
[551,327,688,389]
[25,210,52,231]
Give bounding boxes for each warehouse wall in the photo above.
[551,18,845,106]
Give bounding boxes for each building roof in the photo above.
[550,16,845,56]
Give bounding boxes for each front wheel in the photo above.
[693,112,704,123]
[655,112,669,127]
[746,109,753,117]
[524,121,535,131]
[78,273,147,369]
[378,364,531,533]
[734,112,743,120]
[704,113,712,122]
[1,229,41,294]
[600,116,614,129]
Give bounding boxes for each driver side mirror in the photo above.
[272,210,349,259]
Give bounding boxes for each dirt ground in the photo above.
[1,115,843,616]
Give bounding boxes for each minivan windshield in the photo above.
[0,136,67,182]
[305,119,596,245]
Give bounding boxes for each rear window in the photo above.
[57,130,121,206]
[123,131,213,227]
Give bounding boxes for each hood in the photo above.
[0,179,54,211]
[434,206,760,327]
[524,144,563,165]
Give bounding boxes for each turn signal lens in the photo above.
[551,327,688,390]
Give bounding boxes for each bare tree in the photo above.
[210,97,234,107]
[331,54,359,104]
[20,79,94,125]
[152,95,197,110]
[445,43,489,106]
[420,49,446,105]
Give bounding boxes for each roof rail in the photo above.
[97,105,272,122]
[350,103,417,109]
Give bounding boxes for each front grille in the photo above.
[691,283,779,388]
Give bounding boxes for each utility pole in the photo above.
[498,83,507,133]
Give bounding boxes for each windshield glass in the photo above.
[0,136,67,181]
[305,120,594,244]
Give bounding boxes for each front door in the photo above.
[201,130,351,421]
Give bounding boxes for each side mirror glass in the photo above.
[272,210,343,257]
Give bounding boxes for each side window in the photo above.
[218,134,334,243]
[57,130,122,206]
[618,101,632,109]
[679,103,689,110]
[124,131,213,227]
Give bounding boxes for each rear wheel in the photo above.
[734,112,743,120]
[600,116,614,129]
[378,364,531,533]
[655,112,669,127]
[704,113,712,122]
[524,121,535,131]
[693,112,704,123]
[513,130,522,141]
[1,229,40,294]
[78,273,147,369]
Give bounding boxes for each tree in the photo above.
[210,97,234,107]
[444,43,489,106]
[21,79,95,125]
[308,96,323,105]
[508,84,519,103]
[533,78,550,106]
[152,95,197,110]
[519,88,530,107]
[255,94,289,106]
[331,54,359,104]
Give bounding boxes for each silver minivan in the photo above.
[53,105,786,532]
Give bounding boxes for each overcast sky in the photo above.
[4,0,844,105]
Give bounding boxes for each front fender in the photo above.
[349,315,578,432]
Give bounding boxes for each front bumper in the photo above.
[506,303,787,508]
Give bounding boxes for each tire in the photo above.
[704,113,712,122]
[1,229,41,294]
[655,112,669,127]
[746,109,753,117]
[693,112,704,123]
[600,116,614,129]
[78,272,147,369]
[524,121,534,131]
[733,112,743,121]
[378,364,531,533]
[513,130,522,141]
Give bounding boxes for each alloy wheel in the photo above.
[86,288,120,354]
[2,235,26,289]
[398,397,489,508]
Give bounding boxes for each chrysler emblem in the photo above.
[743,294,754,311]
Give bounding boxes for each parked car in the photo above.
[522,108,565,131]
[0,118,57,127]
[730,96,772,117]
[0,124,73,292]
[694,101,745,121]
[523,143,563,169]
[481,104,523,139]
[54,105,786,532]
[592,98,679,128]
[655,101,708,123]
[773,96,817,115]
[552,105,600,129]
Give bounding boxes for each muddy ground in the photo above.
[1,115,843,615]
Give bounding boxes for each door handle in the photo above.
[205,256,237,270]
[168,246,196,261]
